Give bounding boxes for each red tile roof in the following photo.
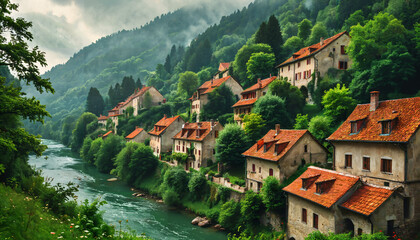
[242,76,276,94]
[196,76,234,95]
[125,127,144,139]
[232,98,258,108]
[172,121,218,142]
[242,129,308,162]
[327,97,420,143]
[218,63,230,72]
[102,130,113,138]
[121,86,152,107]
[341,184,393,216]
[98,115,109,121]
[277,31,348,68]
[283,166,359,208]
[148,115,181,136]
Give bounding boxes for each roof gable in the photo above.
[173,121,219,142]
[328,97,420,143]
[196,76,234,95]
[125,127,144,139]
[148,115,181,136]
[242,76,276,94]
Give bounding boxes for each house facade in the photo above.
[243,125,328,192]
[232,76,276,126]
[118,86,165,116]
[327,92,420,238]
[284,166,402,240]
[276,31,352,89]
[148,115,185,158]
[125,126,148,143]
[190,63,243,121]
[172,121,223,170]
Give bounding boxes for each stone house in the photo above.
[215,62,230,79]
[243,124,328,192]
[148,115,185,158]
[190,63,243,121]
[125,126,148,143]
[327,92,420,238]
[276,31,352,89]
[118,86,165,116]
[232,76,276,126]
[283,166,402,240]
[98,114,108,127]
[172,121,223,170]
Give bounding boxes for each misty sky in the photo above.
[13,0,253,73]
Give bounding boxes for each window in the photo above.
[269,168,274,176]
[288,65,290,71]
[307,58,311,65]
[363,157,370,171]
[252,164,255,172]
[198,150,201,156]
[213,149,215,154]
[303,71,306,79]
[351,122,358,133]
[313,213,318,229]
[215,131,219,138]
[302,208,307,223]
[298,62,301,67]
[381,121,391,134]
[345,154,352,168]
[384,182,390,187]
[404,198,411,219]
[381,158,392,173]
[259,167,261,173]
[304,145,308,153]
[358,228,363,235]
[339,61,348,69]
[341,45,346,55]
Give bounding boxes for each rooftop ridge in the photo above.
[308,166,360,179]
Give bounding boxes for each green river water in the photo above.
[28,139,227,240]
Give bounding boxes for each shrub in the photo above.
[161,167,189,196]
[206,208,220,222]
[241,191,264,229]
[216,186,231,203]
[95,134,125,173]
[87,137,103,164]
[188,172,208,200]
[261,176,284,213]
[129,144,158,185]
[163,188,180,206]
[219,200,241,231]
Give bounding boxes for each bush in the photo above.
[261,176,284,213]
[241,191,264,229]
[216,186,231,203]
[163,188,180,206]
[87,138,103,164]
[95,134,125,173]
[161,167,189,196]
[129,144,159,185]
[206,208,220,222]
[76,199,114,238]
[188,172,208,200]
[219,200,242,231]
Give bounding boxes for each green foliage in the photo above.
[322,84,356,123]
[252,94,292,133]
[216,123,250,168]
[305,231,388,240]
[80,137,93,162]
[185,39,212,72]
[294,114,309,129]
[308,115,333,142]
[143,91,152,109]
[76,199,114,238]
[188,172,208,200]
[201,84,235,121]
[233,43,272,87]
[177,71,199,98]
[298,19,312,41]
[163,188,180,206]
[243,113,266,142]
[240,191,264,229]
[246,52,276,82]
[255,15,283,61]
[113,142,141,182]
[306,22,329,46]
[71,112,97,152]
[86,138,103,164]
[171,152,189,164]
[261,176,284,212]
[86,87,105,116]
[284,36,304,56]
[161,166,189,196]
[269,79,305,118]
[95,134,125,173]
[341,10,366,32]
[219,200,242,231]
[129,145,158,184]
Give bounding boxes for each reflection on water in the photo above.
[29,139,226,240]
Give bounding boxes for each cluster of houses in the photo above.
[96,31,418,239]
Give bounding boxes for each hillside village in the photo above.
[83,30,420,240]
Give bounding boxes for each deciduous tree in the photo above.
[215,123,250,168]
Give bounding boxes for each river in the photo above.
[28,139,227,240]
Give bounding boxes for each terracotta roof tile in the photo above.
[242,76,276,94]
[232,98,258,107]
[242,129,307,161]
[98,115,109,121]
[277,31,348,68]
[195,76,234,95]
[148,115,181,136]
[173,121,218,142]
[218,63,230,72]
[327,97,420,143]
[102,130,113,138]
[341,184,393,216]
[125,127,144,139]
[121,86,152,107]
[283,166,359,208]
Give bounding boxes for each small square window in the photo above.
[269,168,274,176]
[381,121,391,135]
[345,154,352,168]
[381,158,392,173]
[363,157,370,171]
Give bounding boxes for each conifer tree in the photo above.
[86,87,105,116]
[121,76,135,99]
[255,15,283,62]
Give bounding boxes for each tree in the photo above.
[80,137,93,162]
[113,142,141,183]
[121,76,135,99]
[246,52,275,83]
[95,134,125,173]
[243,113,266,142]
[201,84,235,121]
[240,191,264,229]
[86,138,103,164]
[308,115,333,142]
[161,167,189,196]
[284,36,304,56]
[71,112,97,152]
[186,39,212,72]
[215,123,250,168]
[261,176,284,212]
[252,95,292,132]
[322,84,356,123]
[0,0,53,181]
[342,10,365,32]
[129,144,158,184]
[177,71,198,98]
[255,15,283,61]
[269,79,305,118]
[86,87,105,116]
[297,19,312,41]
[255,21,268,45]
[232,43,272,87]
[306,22,328,46]
[188,172,208,200]
[218,200,241,231]
[143,91,152,109]
[294,114,309,130]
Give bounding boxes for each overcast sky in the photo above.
[13,0,253,73]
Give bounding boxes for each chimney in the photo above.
[320,37,324,46]
[258,78,262,88]
[135,126,139,129]
[370,91,380,112]
[210,119,215,130]
[163,114,167,119]
[211,78,214,85]
[275,124,280,135]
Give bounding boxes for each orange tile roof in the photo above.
[283,166,359,208]
[102,130,113,138]
[341,184,393,216]
[232,98,258,108]
[173,121,218,142]
[242,129,309,162]
[242,76,276,94]
[277,31,348,68]
[148,115,181,136]
[195,76,234,95]
[98,115,109,121]
[121,86,152,107]
[327,97,420,143]
[218,63,230,72]
[125,127,144,139]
